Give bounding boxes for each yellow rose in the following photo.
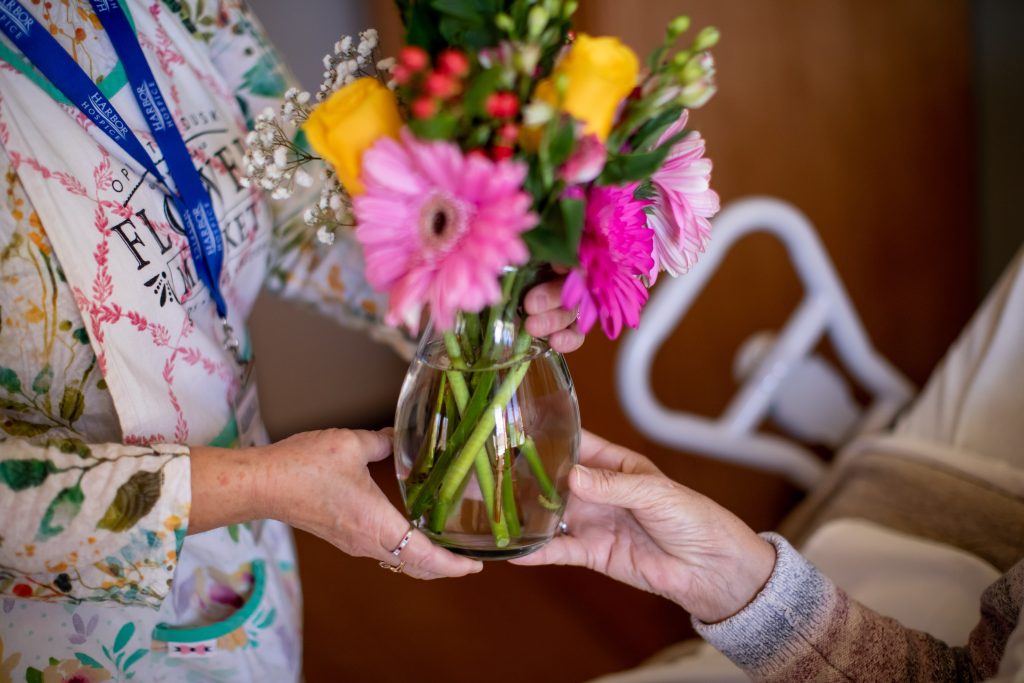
[303,77,403,195]
[536,34,639,141]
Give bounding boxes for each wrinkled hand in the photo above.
[260,428,482,580]
[524,275,584,354]
[512,431,775,622]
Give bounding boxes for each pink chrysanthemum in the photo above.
[353,129,537,331]
[649,110,720,278]
[562,184,654,339]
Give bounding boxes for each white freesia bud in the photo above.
[522,101,554,126]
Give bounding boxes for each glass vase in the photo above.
[394,306,580,560]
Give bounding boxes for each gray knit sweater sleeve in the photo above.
[691,533,1022,681]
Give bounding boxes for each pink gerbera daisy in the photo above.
[649,110,720,278]
[353,129,537,331]
[562,184,654,339]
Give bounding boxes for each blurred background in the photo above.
[245,1,1024,681]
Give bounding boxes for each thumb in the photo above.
[570,465,657,510]
[355,428,394,463]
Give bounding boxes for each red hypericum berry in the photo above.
[12,583,32,598]
[491,145,514,161]
[437,49,470,78]
[485,91,519,119]
[399,45,429,72]
[411,96,438,119]
[391,64,411,85]
[424,71,458,99]
[498,122,519,142]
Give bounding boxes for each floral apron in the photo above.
[0,2,301,680]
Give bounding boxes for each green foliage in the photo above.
[113,622,135,654]
[96,470,163,532]
[523,195,583,267]
[408,111,459,140]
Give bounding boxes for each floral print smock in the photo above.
[0,1,398,680]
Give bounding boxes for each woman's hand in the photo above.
[523,275,584,353]
[512,431,776,623]
[190,428,482,580]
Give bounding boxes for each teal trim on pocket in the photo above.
[0,0,137,105]
[152,559,266,644]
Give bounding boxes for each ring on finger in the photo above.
[378,523,415,573]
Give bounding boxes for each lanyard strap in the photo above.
[0,0,229,319]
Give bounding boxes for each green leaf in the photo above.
[0,459,55,490]
[0,366,21,393]
[37,485,85,540]
[560,196,585,252]
[599,143,677,185]
[59,387,85,424]
[31,364,53,395]
[96,470,163,532]
[48,658,59,666]
[408,112,459,140]
[113,622,135,654]
[545,118,577,170]
[227,524,240,543]
[123,648,147,672]
[463,67,502,117]
[26,667,43,683]
[630,105,685,153]
[1,418,51,438]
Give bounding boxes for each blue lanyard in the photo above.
[0,0,228,319]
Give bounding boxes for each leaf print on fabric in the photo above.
[96,470,163,532]
[0,397,30,411]
[0,458,56,490]
[0,635,22,683]
[1,419,50,438]
[69,613,99,645]
[52,657,110,682]
[240,54,286,98]
[58,387,85,424]
[0,367,20,394]
[31,365,53,395]
[37,485,85,540]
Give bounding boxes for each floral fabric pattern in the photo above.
[0,0,378,680]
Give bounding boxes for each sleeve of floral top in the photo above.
[203,0,414,358]
[0,146,191,609]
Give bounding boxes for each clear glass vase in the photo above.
[394,307,581,560]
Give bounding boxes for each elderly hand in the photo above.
[190,428,482,580]
[523,274,585,354]
[512,431,776,622]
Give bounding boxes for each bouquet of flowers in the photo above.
[243,0,719,557]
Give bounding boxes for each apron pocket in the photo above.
[152,559,274,657]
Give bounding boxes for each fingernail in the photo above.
[573,465,592,490]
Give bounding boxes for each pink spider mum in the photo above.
[353,129,537,331]
[649,110,720,278]
[562,184,654,339]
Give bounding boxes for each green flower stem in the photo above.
[442,332,471,409]
[500,450,522,537]
[472,445,510,547]
[436,358,532,521]
[522,436,562,509]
